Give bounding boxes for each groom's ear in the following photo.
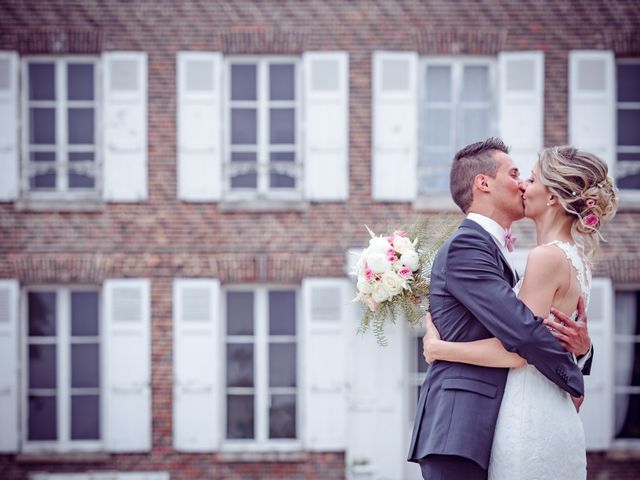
[475,174,491,193]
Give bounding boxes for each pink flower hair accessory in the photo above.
[585,199,596,208]
[583,213,599,229]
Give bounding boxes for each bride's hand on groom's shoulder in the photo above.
[422,313,441,364]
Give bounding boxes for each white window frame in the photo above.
[221,284,302,452]
[616,58,640,194]
[21,56,102,201]
[612,284,640,448]
[223,56,302,202]
[418,56,497,196]
[21,285,103,453]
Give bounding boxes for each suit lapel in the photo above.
[460,219,517,287]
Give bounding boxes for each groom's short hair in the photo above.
[450,137,510,213]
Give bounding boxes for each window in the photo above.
[24,287,101,450]
[419,58,496,195]
[614,290,640,441]
[408,327,428,422]
[22,57,100,198]
[616,59,640,190]
[225,58,300,200]
[224,287,298,448]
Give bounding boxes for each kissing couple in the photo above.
[408,137,618,480]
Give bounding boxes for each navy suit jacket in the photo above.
[408,219,586,469]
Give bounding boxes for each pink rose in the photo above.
[393,230,407,237]
[364,263,374,281]
[386,247,396,256]
[388,255,398,263]
[586,199,596,208]
[399,266,412,278]
[583,213,599,228]
[386,236,394,244]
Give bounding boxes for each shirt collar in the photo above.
[466,212,509,249]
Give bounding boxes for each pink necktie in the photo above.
[503,228,516,253]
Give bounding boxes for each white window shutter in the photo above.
[0,52,19,201]
[372,51,418,201]
[103,52,148,201]
[498,51,544,180]
[173,278,221,451]
[103,279,151,452]
[0,280,19,452]
[302,278,349,450]
[177,52,223,201]
[303,52,349,201]
[569,51,615,177]
[579,277,614,450]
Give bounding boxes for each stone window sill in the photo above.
[617,191,640,212]
[15,198,106,212]
[217,451,308,463]
[413,196,460,212]
[16,452,111,464]
[218,199,309,213]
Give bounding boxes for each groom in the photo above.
[407,138,592,479]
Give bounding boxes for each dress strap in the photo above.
[544,240,592,308]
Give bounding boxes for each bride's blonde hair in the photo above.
[537,146,618,261]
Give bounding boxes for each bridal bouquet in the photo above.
[352,217,457,345]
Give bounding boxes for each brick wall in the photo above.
[1,1,639,479]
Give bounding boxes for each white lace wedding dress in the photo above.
[488,241,590,480]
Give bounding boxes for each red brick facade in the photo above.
[1,1,639,479]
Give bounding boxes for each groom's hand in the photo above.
[544,296,591,356]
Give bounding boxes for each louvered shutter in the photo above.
[103,279,151,451]
[0,280,19,452]
[303,52,349,201]
[372,51,418,201]
[103,52,148,201]
[0,52,18,201]
[177,52,223,201]
[498,51,544,180]
[173,279,221,451]
[569,51,615,176]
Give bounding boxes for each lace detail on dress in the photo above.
[544,240,592,309]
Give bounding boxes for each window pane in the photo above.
[460,108,490,146]
[29,63,55,101]
[68,108,94,144]
[618,110,640,146]
[270,172,295,189]
[71,343,100,388]
[426,66,451,102]
[462,66,490,101]
[231,151,257,162]
[71,292,99,336]
[28,395,57,440]
[71,395,100,440]
[618,170,640,190]
[615,393,640,439]
[618,63,640,102]
[68,64,95,101]
[231,64,257,101]
[69,152,95,162]
[270,108,295,144]
[269,343,296,387]
[226,394,254,439]
[421,151,452,192]
[30,151,56,162]
[30,108,56,144]
[29,345,57,389]
[270,64,295,101]
[425,108,451,146]
[30,169,56,190]
[269,394,296,439]
[416,336,429,373]
[227,292,254,335]
[270,151,295,162]
[269,291,295,335]
[28,291,56,336]
[226,343,254,387]
[69,169,96,189]
[231,108,257,145]
[231,173,257,189]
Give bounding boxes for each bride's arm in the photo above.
[425,246,565,369]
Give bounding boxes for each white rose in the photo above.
[381,270,404,296]
[357,277,374,294]
[367,253,390,274]
[368,236,391,255]
[372,283,391,303]
[393,236,414,254]
[401,250,420,271]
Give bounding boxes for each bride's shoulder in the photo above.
[526,244,567,266]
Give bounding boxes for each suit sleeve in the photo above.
[445,230,585,397]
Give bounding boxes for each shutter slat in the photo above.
[0,52,19,201]
[173,279,220,451]
[103,52,148,201]
[372,51,418,201]
[0,280,19,452]
[303,52,349,201]
[104,279,151,452]
[177,52,222,201]
[498,51,544,180]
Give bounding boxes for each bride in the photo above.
[422,146,617,480]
